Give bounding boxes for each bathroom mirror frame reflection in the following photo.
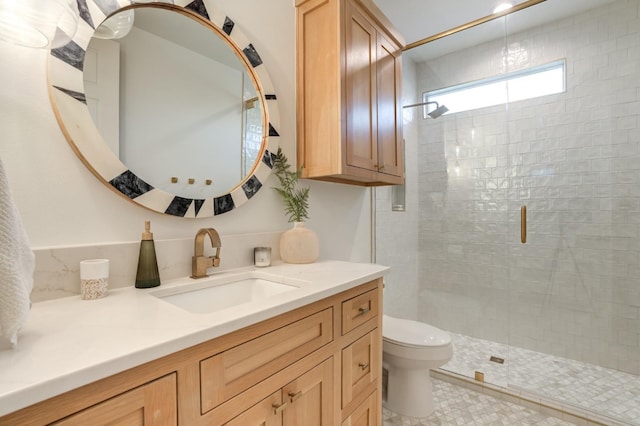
[48,1,281,218]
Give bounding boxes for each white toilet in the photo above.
[382,315,453,418]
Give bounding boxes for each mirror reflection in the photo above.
[84,6,263,199]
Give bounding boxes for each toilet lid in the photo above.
[383,315,451,347]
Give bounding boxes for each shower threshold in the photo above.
[440,332,640,425]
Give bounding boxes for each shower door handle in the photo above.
[521,205,527,244]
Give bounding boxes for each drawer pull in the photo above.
[288,390,303,402]
[272,402,288,415]
[358,362,369,370]
[357,306,371,316]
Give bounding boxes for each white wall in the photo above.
[376,56,420,320]
[0,0,372,264]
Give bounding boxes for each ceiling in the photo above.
[373,0,618,62]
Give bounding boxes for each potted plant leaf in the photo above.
[273,148,319,263]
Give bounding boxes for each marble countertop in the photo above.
[0,260,388,417]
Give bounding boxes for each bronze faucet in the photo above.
[191,228,221,278]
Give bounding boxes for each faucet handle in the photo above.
[210,246,221,267]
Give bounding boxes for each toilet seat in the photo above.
[383,315,451,348]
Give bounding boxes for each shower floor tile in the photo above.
[383,378,577,425]
[442,332,640,425]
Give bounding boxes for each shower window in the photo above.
[424,59,565,116]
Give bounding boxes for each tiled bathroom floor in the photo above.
[383,378,577,425]
[442,333,640,425]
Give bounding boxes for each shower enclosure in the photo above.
[375,0,640,424]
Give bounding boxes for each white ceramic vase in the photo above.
[280,222,319,264]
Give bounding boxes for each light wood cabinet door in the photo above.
[342,329,380,409]
[222,358,334,426]
[52,374,177,426]
[224,391,283,426]
[282,357,334,426]
[376,31,403,178]
[345,0,403,179]
[341,390,378,426]
[345,0,378,172]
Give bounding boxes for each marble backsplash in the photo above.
[31,231,282,303]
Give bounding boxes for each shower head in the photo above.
[428,103,449,119]
[402,100,449,119]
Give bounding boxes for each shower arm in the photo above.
[402,100,442,109]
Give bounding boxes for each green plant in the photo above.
[273,147,310,223]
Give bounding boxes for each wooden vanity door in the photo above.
[282,357,334,425]
[52,374,177,426]
[224,391,283,426]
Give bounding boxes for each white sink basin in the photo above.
[151,273,302,314]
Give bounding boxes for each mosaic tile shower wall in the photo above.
[417,0,640,376]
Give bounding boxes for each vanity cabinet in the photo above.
[0,279,382,426]
[296,0,405,186]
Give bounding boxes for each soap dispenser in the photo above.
[135,221,161,288]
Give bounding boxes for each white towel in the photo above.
[0,157,35,349]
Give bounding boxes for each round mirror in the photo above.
[48,1,280,218]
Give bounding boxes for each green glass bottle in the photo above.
[135,221,161,288]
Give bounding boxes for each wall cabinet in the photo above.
[1,280,382,426]
[296,0,405,186]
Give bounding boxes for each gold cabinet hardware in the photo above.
[358,362,369,370]
[288,390,302,402]
[205,179,212,185]
[188,178,195,184]
[272,401,288,414]
[170,177,178,183]
[521,205,527,244]
[358,306,370,315]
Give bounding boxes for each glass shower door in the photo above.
[375,14,515,388]
[504,1,639,423]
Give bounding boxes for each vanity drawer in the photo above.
[200,307,333,413]
[341,289,378,335]
[341,328,380,409]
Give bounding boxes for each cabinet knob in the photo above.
[358,362,369,370]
